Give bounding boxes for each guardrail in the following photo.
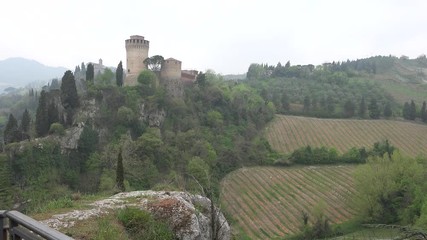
[0,210,73,240]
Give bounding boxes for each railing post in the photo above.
[0,211,6,240]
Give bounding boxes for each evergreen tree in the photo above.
[86,63,94,82]
[81,62,86,72]
[343,100,356,118]
[383,102,392,118]
[358,97,366,118]
[403,102,410,120]
[326,96,335,114]
[3,114,20,144]
[409,100,416,120]
[47,103,59,125]
[116,61,124,87]
[281,92,290,112]
[0,155,12,209]
[35,90,49,137]
[368,98,380,119]
[303,96,311,113]
[421,101,427,122]
[116,149,125,192]
[60,70,79,109]
[20,109,31,140]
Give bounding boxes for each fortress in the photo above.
[124,35,197,87]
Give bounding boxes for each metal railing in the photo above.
[0,210,73,240]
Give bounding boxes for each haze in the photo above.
[1,0,427,74]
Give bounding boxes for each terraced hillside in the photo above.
[220,165,356,239]
[265,115,427,157]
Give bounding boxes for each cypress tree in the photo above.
[421,101,427,122]
[35,90,49,137]
[60,70,79,109]
[368,99,380,119]
[116,61,124,87]
[20,109,31,140]
[47,103,59,125]
[409,100,416,120]
[4,114,19,144]
[86,63,94,82]
[383,102,392,118]
[359,97,366,118]
[116,149,125,192]
[403,102,410,120]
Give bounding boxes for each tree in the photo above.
[303,96,311,113]
[326,96,335,114]
[421,101,427,122]
[47,103,59,126]
[137,70,158,96]
[116,149,125,192]
[20,109,31,140]
[343,100,356,118]
[143,55,164,71]
[116,61,124,87]
[368,98,380,119]
[35,90,49,137]
[359,97,366,118]
[3,114,20,144]
[60,70,79,109]
[354,152,423,223]
[403,102,411,120]
[86,63,94,82]
[281,92,290,112]
[285,61,291,68]
[383,102,392,118]
[196,72,207,88]
[409,100,416,120]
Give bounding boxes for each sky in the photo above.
[1,0,427,74]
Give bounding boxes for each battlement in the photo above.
[125,35,149,49]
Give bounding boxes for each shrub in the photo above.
[49,123,65,136]
[117,207,174,240]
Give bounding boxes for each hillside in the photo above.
[265,115,427,157]
[220,165,356,239]
[0,57,68,88]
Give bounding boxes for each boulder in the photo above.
[41,191,231,240]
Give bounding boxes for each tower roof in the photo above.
[165,58,181,63]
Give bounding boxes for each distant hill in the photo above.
[0,57,68,89]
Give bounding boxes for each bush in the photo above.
[117,207,174,240]
[49,123,65,135]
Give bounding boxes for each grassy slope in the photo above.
[220,165,356,239]
[265,115,427,157]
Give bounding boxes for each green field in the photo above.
[265,115,427,157]
[220,165,356,239]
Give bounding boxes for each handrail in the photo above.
[0,210,73,240]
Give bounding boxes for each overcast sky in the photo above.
[1,0,427,74]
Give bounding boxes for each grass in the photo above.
[265,115,427,157]
[220,165,357,239]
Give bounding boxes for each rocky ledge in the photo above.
[41,191,231,240]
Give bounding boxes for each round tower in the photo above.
[160,58,182,80]
[125,35,150,85]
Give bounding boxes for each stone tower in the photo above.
[125,35,150,86]
[160,58,183,98]
[160,58,182,80]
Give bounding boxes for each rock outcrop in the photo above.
[41,191,231,240]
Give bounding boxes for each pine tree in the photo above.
[368,99,380,119]
[409,100,416,120]
[3,114,20,144]
[116,61,124,87]
[421,101,427,122]
[359,97,366,118]
[343,100,356,118]
[35,90,49,137]
[86,63,94,82]
[60,70,79,109]
[116,149,125,192]
[20,109,31,140]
